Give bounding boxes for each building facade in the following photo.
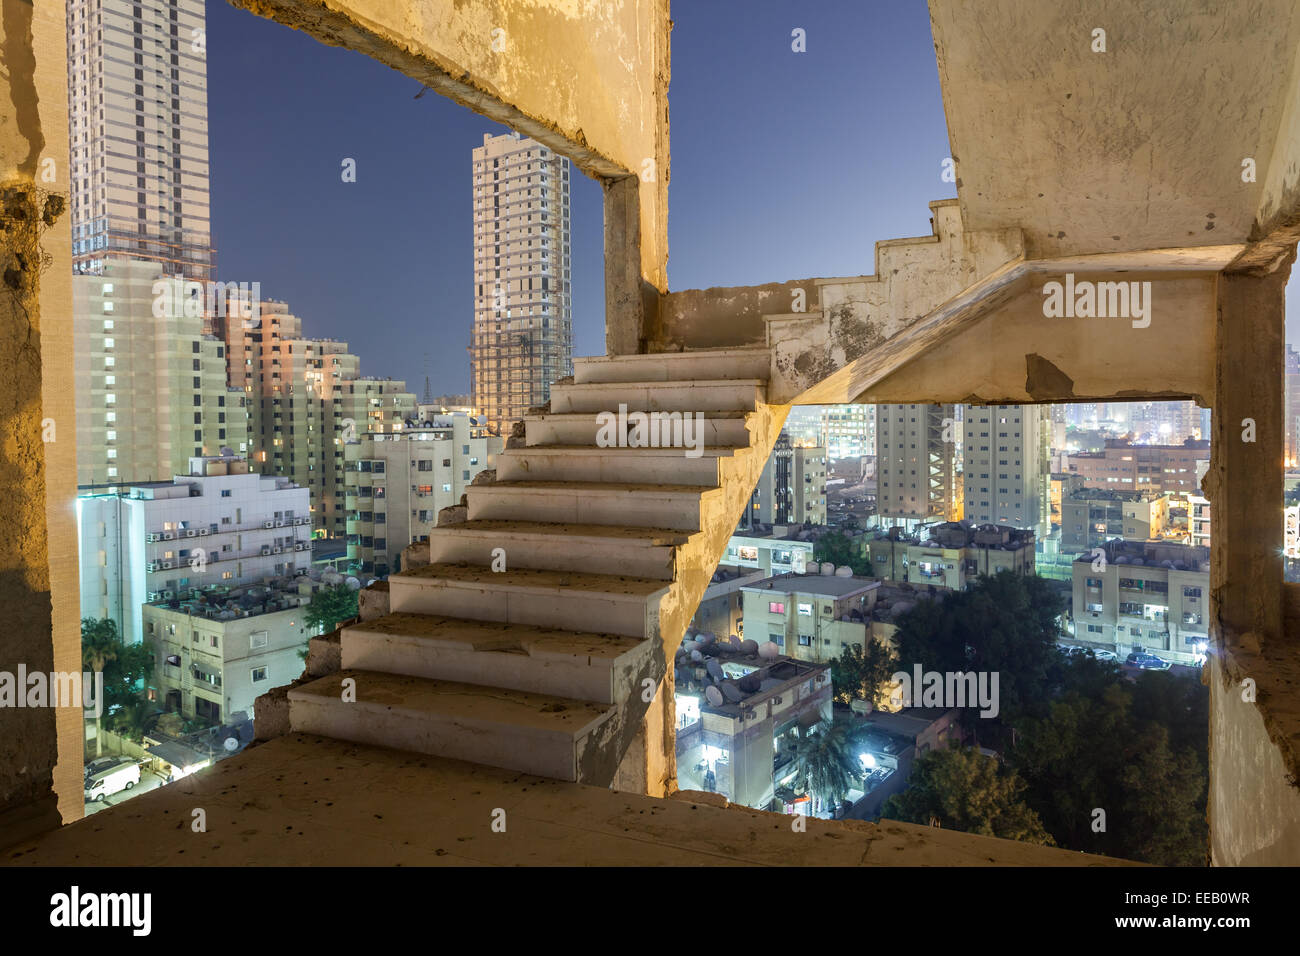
[1063,439,1209,495]
[875,403,955,529]
[144,582,310,725]
[1059,487,1170,553]
[470,132,573,435]
[742,435,827,528]
[74,260,248,486]
[865,522,1035,590]
[961,403,1050,539]
[1071,540,1210,664]
[77,455,311,644]
[67,0,213,280]
[820,404,875,459]
[344,413,503,576]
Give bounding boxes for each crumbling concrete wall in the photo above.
[0,0,82,842]
[232,0,670,351]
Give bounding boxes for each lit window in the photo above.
[103,337,114,348]
[102,301,113,312]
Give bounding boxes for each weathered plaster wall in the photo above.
[0,0,82,842]
[231,0,670,347]
[1208,647,1300,865]
[930,0,1300,259]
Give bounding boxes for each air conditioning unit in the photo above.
[275,520,285,527]
[161,561,174,569]
[146,533,160,543]
[162,532,175,540]
[147,591,161,601]
[198,528,210,536]
[184,529,197,537]
[263,521,274,529]
[298,517,309,525]
[160,590,173,599]
[294,568,308,577]
[295,543,306,552]
[147,562,159,572]
[260,547,271,556]
[273,547,284,554]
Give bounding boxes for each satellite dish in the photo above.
[698,632,715,645]
[222,736,239,752]
[705,685,724,707]
[741,639,759,655]
[706,659,724,682]
[219,446,234,457]
[759,642,780,659]
[345,577,361,590]
[690,649,703,663]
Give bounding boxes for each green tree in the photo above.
[305,584,360,635]
[830,639,898,707]
[813,531,872,576]
[82,617,156,743]
[786,717,864,811]
[881,746,1054,845]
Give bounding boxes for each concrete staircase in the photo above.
[283,348,789,792]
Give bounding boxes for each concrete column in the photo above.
[1208,262,1290,648]
[603,175,655,357]
[0,0,82,847]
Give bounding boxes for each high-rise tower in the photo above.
[470,132,572,434]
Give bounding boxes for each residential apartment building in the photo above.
[74,260,248,486]
[820,404,875,459]
[962,403,1050,539]
[875,404,955,530]
[144,581,310,725]
[219,300,416,538]
[865,522,1035,590]
[1059,487,1171,553]
[741,573,882,664]
[1286,346,1300,469]
[741,435,827,528]
[723,530,815,577]
[1063,439,1208,495]
[674,645,832,810]
[1071,539,1210,664]
[67,0,213,280]
[77,455,311,644]
[344,413,503,576]
[470,131,573,434]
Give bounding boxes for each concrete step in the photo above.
[573,348,771,384]
[496,444,747,486]
[388,563,668,638]
[524,410,753,447]
[465,480,723,531]
[340,613,652,703]
[287,669,616,781]
[427,519,692,580]
[549,379,765,414]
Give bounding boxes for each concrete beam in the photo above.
[231,0,671,349]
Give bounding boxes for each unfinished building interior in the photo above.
[2,0,1299,865]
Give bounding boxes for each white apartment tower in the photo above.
[875,404,956,530]
[470,132,572,434]
[67,0,213,280]
[962,404,1051,539]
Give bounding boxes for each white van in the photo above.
[84,760,141,802]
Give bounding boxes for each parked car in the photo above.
[1092,649,1118,661]
[1126,652,1172,670]
[83,756,120,780]
[84,760,141,802]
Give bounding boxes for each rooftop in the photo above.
[743,573,880,598]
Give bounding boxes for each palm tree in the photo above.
[81,617,121,758]
[787,717,864,815]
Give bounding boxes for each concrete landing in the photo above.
[3,734,1135,867]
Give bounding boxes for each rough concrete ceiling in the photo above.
[931,0,1300,259]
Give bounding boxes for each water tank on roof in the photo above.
[820,563,835,576]
[805,561,820,575]
[741,639,758,655]
[759,641,781,659]
[835,566,852,577]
